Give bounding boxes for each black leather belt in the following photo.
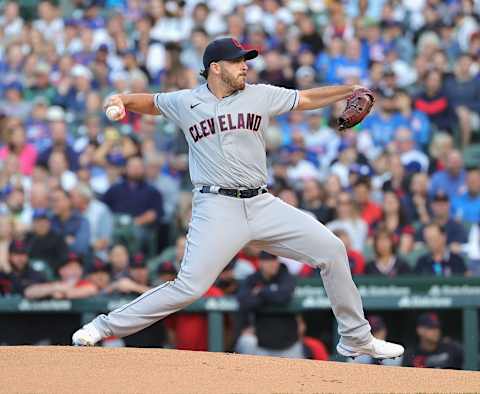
[200,186,268,198]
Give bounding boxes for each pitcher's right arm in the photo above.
[104,93,162,119]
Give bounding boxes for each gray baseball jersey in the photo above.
[153,83,298,188]
[87,83,373,351]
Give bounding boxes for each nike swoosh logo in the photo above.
[190,103,201,109]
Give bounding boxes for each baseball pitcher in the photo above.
[73,37,404,360]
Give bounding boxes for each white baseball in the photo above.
[106,105,123,121]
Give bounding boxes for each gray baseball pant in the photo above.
[93,191,372,347]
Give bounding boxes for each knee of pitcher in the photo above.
[314,234,348,266]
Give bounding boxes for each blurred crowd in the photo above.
[0,0,479,367]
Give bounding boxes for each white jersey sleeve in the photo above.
[254,84,299,116]
[153,90,189,126]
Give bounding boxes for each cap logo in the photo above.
[231,38,243,49]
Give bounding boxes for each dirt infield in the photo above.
[0,347,479,393]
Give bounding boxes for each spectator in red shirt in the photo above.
[24,252,97,299]
[353,177,382,228]
[297,315,329,361]
[333,229,365,276]
[164,284,224,351]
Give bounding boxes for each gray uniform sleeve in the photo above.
[256,84,299,116]
[153,90,187,126]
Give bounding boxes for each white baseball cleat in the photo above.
[337,337,404,359]
[72,322,103,346]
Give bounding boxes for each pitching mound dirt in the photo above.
[0,346,479,393]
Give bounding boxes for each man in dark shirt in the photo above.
[416,191,467,254]
[414,69,456,134]
[50,188,90,257]
[415,223,467,276]
[236,251,303,358]
[443,53,480,146]
[25,208,68,274]
[0,240,46,295]
[102,156,163,254]
[402,312,463,369]
[37,113,79,171]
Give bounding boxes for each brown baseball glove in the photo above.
[337,88,375,131]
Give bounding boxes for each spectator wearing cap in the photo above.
[415,223,467,277]
[215,258,239,295]
[0,81,31,118]
[327,192,368,252]
[451,167,480,226]
[394,127,429,174]
[358,87,408,155]
[236,252,302,358]
[129,253,149,287]
[416,191,467,253]
[429,150,466,200]
[0,240,46,295]
[414,69,456,134]
[349,315,401,366]
[0,120,37,176]
[156,260,178,285]
[330,141,358,188]
[25,208,68,273]
[103,156,164,253]
[50,188,90,256]
[70,182,113,261]
[402,312,463,369]
[444,53,480,146]
[365,228,411,277]
[24,252,97,299]
[37,106,80,171]
[24,62,55,104]
[86,257,111,295]
[106,252,150,296]
[89,150,126,195]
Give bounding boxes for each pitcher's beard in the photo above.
[220,71,246,92]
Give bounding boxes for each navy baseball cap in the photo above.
[130,253,146,269]
[202,37,258,70]
[157,261,177,275]
[9,240,28,254]
[89,257,111,274]
[417,312,441,329]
